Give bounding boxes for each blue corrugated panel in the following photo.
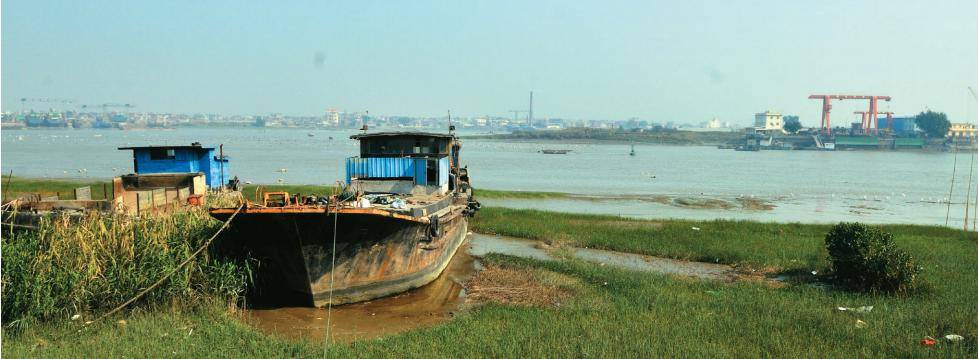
[346,157,417,183]
[345,156,452,187]
[414,158,427,185]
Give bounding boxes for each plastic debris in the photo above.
[691,227,701,231]
[837,306,873,313]
[811,271,818,275]
[855,319,867,328]
[70,314,81,321]
[945,334,964,342]
[920,336,936,347]
[390,198,406,209]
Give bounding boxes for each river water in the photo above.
[1,127,970,226]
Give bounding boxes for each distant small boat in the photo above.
[540,149,571,154]
[629,145,636,156]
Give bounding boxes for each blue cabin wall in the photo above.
[346,156,449,187]
[131,148,230,188]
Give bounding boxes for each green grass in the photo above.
[5,249,976,357]
[4,184,977,356]
[471,207,974,273]
[475,188,572,200]
[2,176,572,202]
[1,176,112,201]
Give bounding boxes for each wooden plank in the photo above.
[152,188,166,206]
[178,187,190,201]
[137,191,153,212]
[74,186,92,201]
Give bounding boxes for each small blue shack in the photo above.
[118,143,231,189]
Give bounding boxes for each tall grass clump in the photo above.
[1,207,247,332]
[824,222,921,294]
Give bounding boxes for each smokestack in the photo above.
[528,91,533,127]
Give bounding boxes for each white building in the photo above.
[707,117,722,129]
[325,108,340,126]
[754,111,784,132]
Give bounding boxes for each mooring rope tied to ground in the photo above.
[77,204,245,333]
[323,201,340,357]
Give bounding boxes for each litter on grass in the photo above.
[836,306,873,313]
[944,334,964,342]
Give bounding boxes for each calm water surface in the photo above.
[1,128,970,226]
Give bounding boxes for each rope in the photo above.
[78,203,244,332]
[323,201,340,357]
[1,222,39,230]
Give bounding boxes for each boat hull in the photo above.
[212,206,467,307]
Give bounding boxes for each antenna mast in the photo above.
[448,110,455,134]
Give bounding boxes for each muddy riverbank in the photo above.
[244,232,780,341]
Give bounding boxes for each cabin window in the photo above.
[149,148,176,160]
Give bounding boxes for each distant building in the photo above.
[754,111,784,132]
[707,117,722,129]
[878,116,916,136]
[325,108,340,126]
[949,123,978,139]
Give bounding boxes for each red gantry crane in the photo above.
[809,94,891,135]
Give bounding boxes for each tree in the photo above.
[914,110,950,138]
[783,115,802,133]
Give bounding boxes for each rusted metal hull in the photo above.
[211,206,468,307]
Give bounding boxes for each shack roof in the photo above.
[349,131,455,140]
[118,143,214,151]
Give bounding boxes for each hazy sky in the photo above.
[3,0,977,126]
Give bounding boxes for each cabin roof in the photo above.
[349,131,455,140]
[117,143,214,151]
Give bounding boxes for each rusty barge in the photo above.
[210,131,479,306]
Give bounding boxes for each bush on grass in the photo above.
[824,222,920,294]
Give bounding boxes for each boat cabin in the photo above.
[346,132,459,195]
[118,142,231,189]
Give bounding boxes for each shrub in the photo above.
[824,222,920,293]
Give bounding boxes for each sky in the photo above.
[2,0,977,126]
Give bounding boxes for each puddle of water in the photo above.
[244,243,478,343]
[469,233,739,281]
[467,233,553,261]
